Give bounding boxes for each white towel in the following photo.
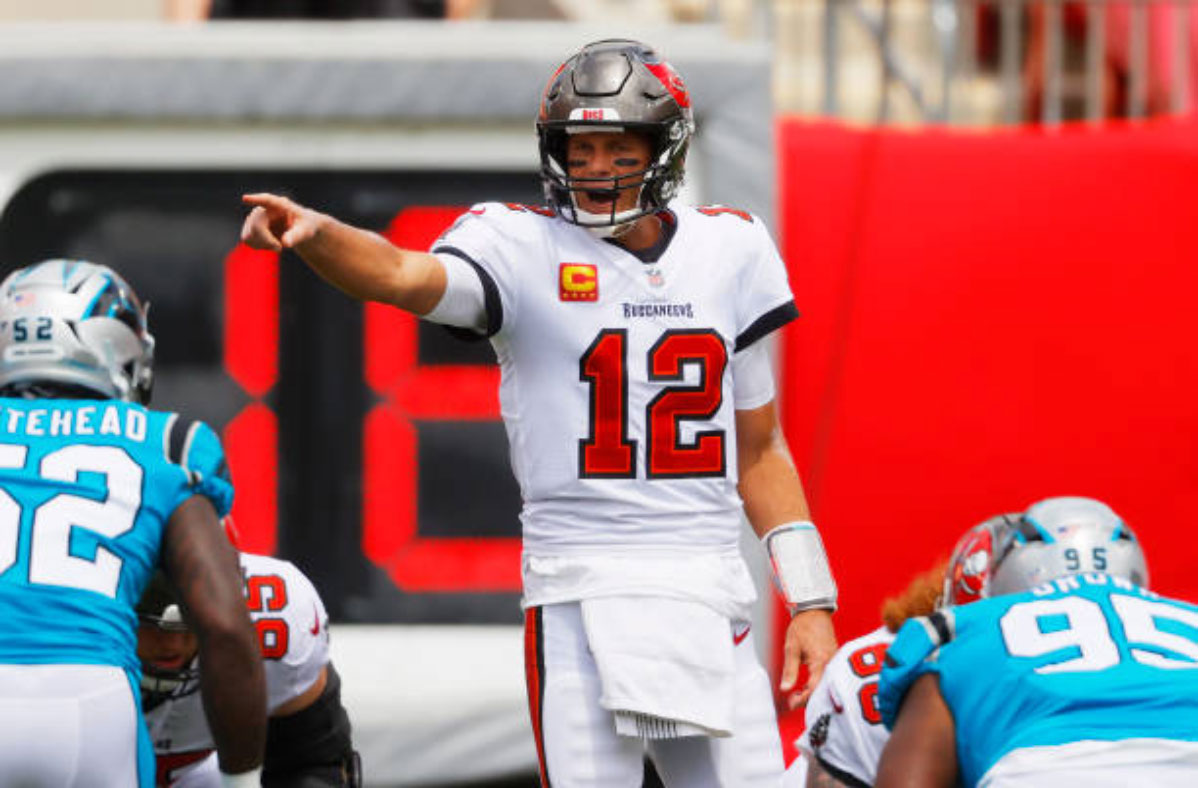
[580,595,736,739]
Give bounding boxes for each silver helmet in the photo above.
[536,39,695,231]
[0,260,154,404]
[989,496,1149,596]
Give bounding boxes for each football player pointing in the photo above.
[242,39,836,785]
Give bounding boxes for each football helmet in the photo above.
[989,496,1149,596]
[136,571,201,706]
[939,512,1021,607]
[0,259,154,404]
[536,39,695,232]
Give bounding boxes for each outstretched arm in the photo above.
[736,401,837,709]
[240,192,447,314]
[162,495,266,777]
[875,674,958,788]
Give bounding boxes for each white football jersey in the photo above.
[797,626,894,786]
[144,552,330,786]
[433,202,797,556]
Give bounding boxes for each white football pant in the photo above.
[0,663,144,786]
[525,602,785,787]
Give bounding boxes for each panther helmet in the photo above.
[536,39,695,233]
[136,571,201,706]
[0,260,154,404]
[939,512,1022,607]
[989,496,1149,596]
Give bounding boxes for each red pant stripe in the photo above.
[524,606,550,787]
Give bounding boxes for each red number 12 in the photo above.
[579,328,727,479]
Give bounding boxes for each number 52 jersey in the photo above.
[433,203,798,557]
[0,399,232,672]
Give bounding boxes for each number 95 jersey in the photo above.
[145,553,330,773]
[433,203,798,556]
[880,575,1198,787]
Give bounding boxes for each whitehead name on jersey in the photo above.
[880,574,1198,787]
[0,398,231,672]
[799,626,893,787]
[146,552,330,786]
[433,202,798,557]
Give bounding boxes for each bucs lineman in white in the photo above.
[139,551,359,787]
[241,39,837,786]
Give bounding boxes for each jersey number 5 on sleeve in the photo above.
[0,444,140,598]
[1000,594,1198,673]
[579,328,727,479]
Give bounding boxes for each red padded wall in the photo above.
[776,118,1198,645]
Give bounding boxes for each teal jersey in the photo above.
[879,574,1198,787]
[0,398,233,673]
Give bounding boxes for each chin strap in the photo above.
[568,202,642,238]
[763,521,838,614]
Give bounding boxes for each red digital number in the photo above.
[222,245,280,555]
[580,328,727,478]
[219,207,527,595]
[363,206,520,593]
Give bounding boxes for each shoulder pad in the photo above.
[434,201,549,251]
[462,201,556,222]
[162,414,233,517]
[695,204,756,223]
[878,610,954,730]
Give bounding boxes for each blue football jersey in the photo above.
[879,573,1198,786]
[0,397,233,672]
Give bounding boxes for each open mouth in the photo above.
[151,655,188,670]
[584,189,619,207]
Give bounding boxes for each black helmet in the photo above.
[136,572,201,706]
[536,39,695,231]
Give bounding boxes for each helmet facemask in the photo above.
[136,572,201,709]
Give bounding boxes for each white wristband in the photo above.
[763,521,838,613]
[220,768,262,788]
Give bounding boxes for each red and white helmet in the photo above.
[536,39,695,232]
[939,512,1021,608]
